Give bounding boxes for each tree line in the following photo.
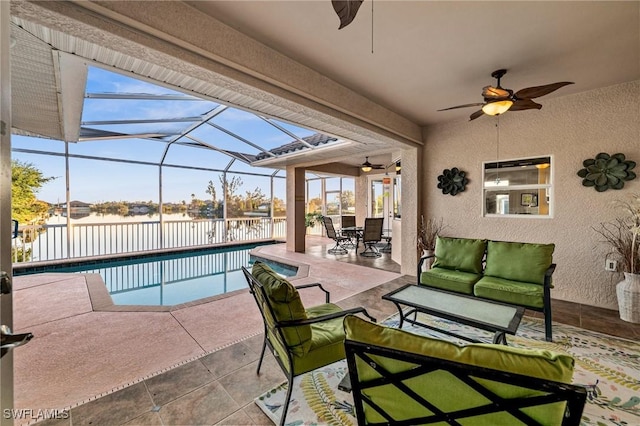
[11,160,287,226]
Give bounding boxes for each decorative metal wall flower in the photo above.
[577,153,636,192]
[437,168,468,196]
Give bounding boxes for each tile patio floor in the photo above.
[11,236,640,425]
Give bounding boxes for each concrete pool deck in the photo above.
[11,237,402,416]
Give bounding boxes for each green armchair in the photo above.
[242,262,376,426]
[344,315,587,426]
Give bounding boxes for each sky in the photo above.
[12,66,316,204]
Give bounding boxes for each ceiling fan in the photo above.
[331,0,364,29]
[438,69,574,121]
[360,157,385,172]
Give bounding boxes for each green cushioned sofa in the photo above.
[344,315,586,426]
[418,236,556,341]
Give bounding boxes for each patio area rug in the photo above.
[255,313,640,426]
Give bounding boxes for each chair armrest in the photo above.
[278,307,376,327]
[544,263,557,288]
[295,282,330,303]
[417,254,436,278]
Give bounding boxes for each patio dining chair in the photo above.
[380,229,392,253]
[360,217,384,257]
[341,215,358,248]
[322,216,350,254]
[242,262,376,426]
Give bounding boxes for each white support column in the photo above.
[0,1,14,423]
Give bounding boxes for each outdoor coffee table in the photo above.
[382,284,525,345]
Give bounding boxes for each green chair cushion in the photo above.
[432,236,487,274]
[474,276,545,309]
[252,262,311,356]
[419,267,481,294]
[484,241,554,285]
[344,315,575,425]
[292,303,346,375]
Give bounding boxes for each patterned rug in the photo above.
[255,313,640,426]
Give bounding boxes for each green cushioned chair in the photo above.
[242,262,376,426]
[420,237,487,295]
[475,241,556,342]
[343,315,587,426]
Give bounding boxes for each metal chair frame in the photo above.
[323,216,351,254]
[380,229,392,253]
[242,266,375,426]
[345,339,587,426]
[360,217,384,257]
[341,215,358,249]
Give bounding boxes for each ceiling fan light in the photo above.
[361,157,373,172]
[482,100,513,116]
[395,161,401,172]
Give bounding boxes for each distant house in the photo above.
[61,200,92,214]
[130,205,150,214]
[244,203,271,217]
[58,200,92,219]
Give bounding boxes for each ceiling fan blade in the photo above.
[514,82,574,99]
[510,99,543,111]
[469,110,484,121]
[482,86,512,99]
[331,0,364,29]
[437,103,484,111]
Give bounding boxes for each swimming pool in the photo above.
[14,242,296,306]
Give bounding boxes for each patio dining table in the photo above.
[342,226,363,249]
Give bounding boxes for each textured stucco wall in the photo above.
[422,80,640,309]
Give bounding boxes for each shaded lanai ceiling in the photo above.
[187,1,639,126]
[8,1,639,170]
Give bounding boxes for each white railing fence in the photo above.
[12,217,287,264]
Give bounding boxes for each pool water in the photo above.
[20,243,296,306]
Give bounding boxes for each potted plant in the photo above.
[305,212,323,233]
[417,216,447,271]
[593,194,640,323]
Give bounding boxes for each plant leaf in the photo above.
[595,174,608,186]
[612,153,626,161]
[585,172,601,181]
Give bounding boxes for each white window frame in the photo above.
[482,155,553,218]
